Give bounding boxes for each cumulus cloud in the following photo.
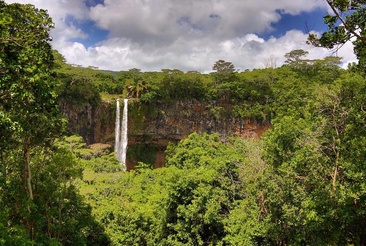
[4,0,356,72]
[60,30,354,73]
[89,0,327,42]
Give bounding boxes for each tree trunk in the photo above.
[0,152,6,185]
[23,138,33,200]
[23,137,35,240]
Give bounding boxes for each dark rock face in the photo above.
[59,101,115,145]
[128,100,269,146]
[60,99,269,168]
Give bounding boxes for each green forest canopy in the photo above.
[2,0,366,245]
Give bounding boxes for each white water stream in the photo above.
[115,98,128,171]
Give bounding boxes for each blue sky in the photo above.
[65,16,109,48]
[5,0,357,72]
[265,9,328,39]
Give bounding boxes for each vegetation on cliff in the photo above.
[2,0,366,245]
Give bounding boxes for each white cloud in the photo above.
[89,0,327,42]
[336,40,358,68]
[4,0,356,72]
[59,29,356,73]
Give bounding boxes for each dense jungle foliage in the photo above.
[2,0,366,245]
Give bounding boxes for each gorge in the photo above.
[60,98,270,170]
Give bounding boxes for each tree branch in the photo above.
[326,0,366,45]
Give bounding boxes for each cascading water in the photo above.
[115,98,128,171]
[119,99,128,171]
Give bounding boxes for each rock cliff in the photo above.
[60,99,270,168]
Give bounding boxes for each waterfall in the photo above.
[119,99,128,171]
[114,99,120,153]
[115,99,128,170]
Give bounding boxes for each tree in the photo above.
[318,73,366,243]
[264,55,278,68]
[81,133,265,245]
[0,1,64,239]
[261,72,366,244]
[283,49,310,71]
[212,60,236,74]
[308,0,366,71]
[124,77,148,98]
[284,49,308,64]
[30,144,110,245]
[212,60,238,85]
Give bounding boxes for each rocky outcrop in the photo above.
[60,99,270,168]
[59,101,115,145]
[128,100,269,146]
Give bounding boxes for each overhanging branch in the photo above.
[326,0,366,45]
